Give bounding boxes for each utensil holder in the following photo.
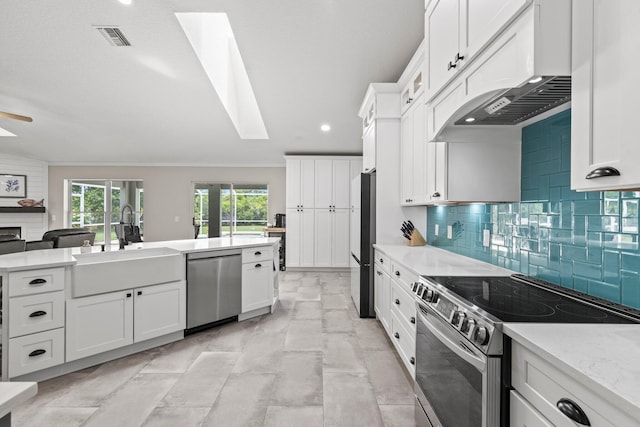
[407,229,426,246]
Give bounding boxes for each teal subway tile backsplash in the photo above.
[426,109,640,309]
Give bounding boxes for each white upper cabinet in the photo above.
[571,0,640,191]
[315,159,351,209]
[400,99,428,206]
[362,123,376,173]
[401,68,424,114]
[424,0,532,101]
[427,141,521,204]
[425,0,571,142]
[286,157,315,208]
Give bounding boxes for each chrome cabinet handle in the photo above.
[557,398,590,426]
[585,167,620,179]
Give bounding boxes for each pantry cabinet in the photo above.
[285,208,315,268]
[315,158,351,209]
[314,208,350,268]
[286,157,315,209]
[571,0,640,191]
[424,0,532,101]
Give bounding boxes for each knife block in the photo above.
[407,229,426,246]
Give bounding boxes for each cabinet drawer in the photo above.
[242,247,272,263]
[8,267,65,297]
[390,262,417,290]
[374,251,390,274]
[511,341,633,426]
[390,282,417,332]
[390,311,416,378]
[8,328,65,378]
[510,390,553,427]
[8,291,65,338]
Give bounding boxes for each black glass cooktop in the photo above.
[424,274,640,324]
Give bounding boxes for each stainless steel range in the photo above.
[411,274,640,427]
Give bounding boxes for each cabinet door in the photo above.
[285,209,301,267]
[331,209,350,267]
[242,262,271,312]
[286,159,302,208]
[66,291,134,362]
[427,142,448,202]
[314,159,334,209]
[411,100,428,204]
[300,209,316,267]
[425,0,461,98]
[510,391,553,427]
[374,269,391,334]
[300,158,316,208]
[314,209,332,267]
[134,281,185,343]
[400,112,414,205]
[571,0,640,191]
[333,160,351,209]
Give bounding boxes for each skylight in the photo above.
[176,13,268,140]
[0,127,16,137]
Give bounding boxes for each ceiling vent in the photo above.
[96,27,131,47]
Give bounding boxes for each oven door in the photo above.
[415,302,500,427]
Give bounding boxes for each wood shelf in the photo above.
[0,206,46,213]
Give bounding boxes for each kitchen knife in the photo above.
[407,221,415,232]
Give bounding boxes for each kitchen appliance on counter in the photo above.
[350,171,375,317]
[412,274,640,427]
[185,249,242,333]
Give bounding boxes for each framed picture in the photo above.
[0,174,27,198]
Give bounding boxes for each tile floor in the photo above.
[13,271,416,427]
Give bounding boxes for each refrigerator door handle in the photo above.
[351,252,361,264]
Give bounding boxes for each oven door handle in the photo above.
[417,306,486,372]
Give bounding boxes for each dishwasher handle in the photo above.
[187,249,242,260]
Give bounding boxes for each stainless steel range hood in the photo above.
[453,76,571,126]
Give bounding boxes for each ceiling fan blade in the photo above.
[0,111,33,122]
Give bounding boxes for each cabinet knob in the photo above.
[395,271,400,277]
[585,166,620,180]
[379,258,383,263]
[137,290,142,296]
[410,357,415,365]
[556,398,590,426]
[432,192,441,198]
[410,316,416,324]
[395,299,400,305]
[447,61,457,70]
[394,332,400,339]
[126,292,132,298]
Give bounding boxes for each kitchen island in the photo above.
[0,236,280,382]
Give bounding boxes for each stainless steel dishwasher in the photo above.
[186,249,242,331]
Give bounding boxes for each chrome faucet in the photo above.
[119,203,134,248]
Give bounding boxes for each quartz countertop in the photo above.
[373,244,513,277]
[504,323,640,421]
[0,382,37,419]
[0,236,280,272]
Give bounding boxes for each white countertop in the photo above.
[373,244,513,277]
[0,236,280,272]
[0,382,37,419]
[504,323,640,420]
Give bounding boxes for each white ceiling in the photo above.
[0,0,424,166]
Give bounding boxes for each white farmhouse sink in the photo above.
[72,247,184,297]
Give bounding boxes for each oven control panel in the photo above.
[413,279,500,354]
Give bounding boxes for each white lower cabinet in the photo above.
[511,340,636,427]
[66,281,185,362]
[8,328,65,378]
[285,208,315,268]
[374,264,390,334]
[242,261,272,313]
[510,390,553,427]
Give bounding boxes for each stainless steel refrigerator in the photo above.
[350,171,375,318]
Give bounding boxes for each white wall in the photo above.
[0,154,49,240]
[48,165,286,242]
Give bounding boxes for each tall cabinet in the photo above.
[285,156,361,269]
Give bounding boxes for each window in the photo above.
[193,183,268,238]
[67,180,144,244]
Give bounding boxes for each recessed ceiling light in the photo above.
[321,124,331,132]
[118,0,132,5]
[529,76,543,84]
[465,117,475,123]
